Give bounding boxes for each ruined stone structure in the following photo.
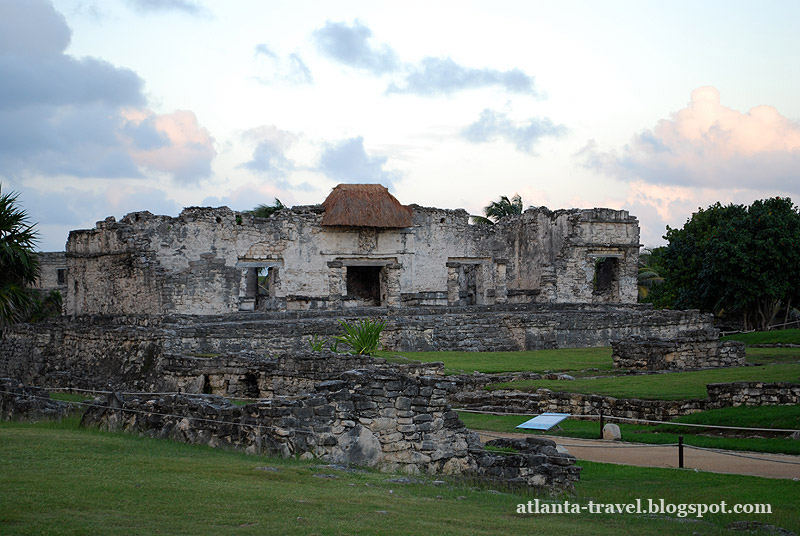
[31,251,68,297]
[77,371,581,488]
[611,331,747,371]
[64,184,640,315]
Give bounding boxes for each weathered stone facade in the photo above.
[31,251,68,296]
[63,191,640,315]
[705,382,800,409]
[611,331,747,371]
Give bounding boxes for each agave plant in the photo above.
[334,319,386,355]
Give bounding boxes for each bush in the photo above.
[334,319,386,355]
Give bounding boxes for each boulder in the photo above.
[602,423,621,440]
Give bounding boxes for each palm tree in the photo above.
[471,194,525,224]
[248,199,285,218]
[637,247,665,300]
[0,186,40,325]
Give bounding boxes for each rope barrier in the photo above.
[683,444,800,466]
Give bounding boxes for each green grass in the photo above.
[745,347,800,364]
[722,329,800,345]
[457,405,800,455]
[1,417,798,535]
[489,363,800,400]
[375,347,613,374]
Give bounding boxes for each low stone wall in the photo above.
[453,379,800,421]
[706,382,800,408]
[0,304,714,389]
[452,388,705,421]
[79,370,581,489]
[0,378,71,421]
[612,332,746,371]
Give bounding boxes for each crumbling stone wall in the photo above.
[0,305,716,392]
[611,332,746,370]
[78,369,580,488]
[0,378,71,421]
[64,201,640,316]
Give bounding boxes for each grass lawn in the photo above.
[375,347,613,375]
[722,329,800,345]
[489,363,800,400]
[457,405,800,455]
[745,346,800,364]
[1,417,798,535]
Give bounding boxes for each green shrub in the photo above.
[307,334,326,352]
[334,319,386,355]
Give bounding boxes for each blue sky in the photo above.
[2,0,799,251]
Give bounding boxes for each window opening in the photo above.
[593,257,619,293]
[56,268,66,286]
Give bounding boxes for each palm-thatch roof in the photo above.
[321,184,412,228]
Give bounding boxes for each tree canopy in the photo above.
[657,197,800,330]
[472,194,525,224]
[0,186,40,324]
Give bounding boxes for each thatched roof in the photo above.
[321,184,412,228]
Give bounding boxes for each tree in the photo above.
[472,194,524,224]
[659,197,800,330]
[637,247,665,301]
[0,186,40,325]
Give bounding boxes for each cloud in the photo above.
[0,0,215,183]
[388,57,536,96]
[121,110,216,183]
[462,108,566,153]
[254,44,313,85]
[313,20,398,75]
[580,87,800,193]
[126,0,206,15]
[254,43,277,59]
[240,125,297,178]
[318,137,400,187]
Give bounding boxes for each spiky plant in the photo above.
[0,186,40,325]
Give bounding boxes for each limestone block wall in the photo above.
[612,334,746,370]
[0,305,716,392]
[78,370,580,488]
[706,382,800,408]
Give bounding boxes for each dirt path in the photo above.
[475,430,800,480]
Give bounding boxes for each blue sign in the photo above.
[516,412,570,430]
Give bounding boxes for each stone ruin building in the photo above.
[2,183,745,489]
[61,184,640,315]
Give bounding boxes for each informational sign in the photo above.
[516,412,570,430]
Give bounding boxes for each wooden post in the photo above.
[599,411,604,439]
[678,436,684,468]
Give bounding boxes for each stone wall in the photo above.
[0,304,715,392]
[453,380,800,421]
[706,382,800,408]
[0,378,71,421]
[452,388,706,421]
[79,370,581,489]
[64,201,640,316]
[611,332,746,371]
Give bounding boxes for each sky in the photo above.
[2,0,799,251]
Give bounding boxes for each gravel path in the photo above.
[475,430,800,480]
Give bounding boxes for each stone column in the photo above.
[327,261,346,307]
[384,263,402,307]
[446,262,460,305]
[494,259,508,304]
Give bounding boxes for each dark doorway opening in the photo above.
[593,257,619,294]
[459,264,478,305]
[346,266,382,305]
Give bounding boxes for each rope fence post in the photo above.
[599,411,604,439]
[679,436,684,468]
